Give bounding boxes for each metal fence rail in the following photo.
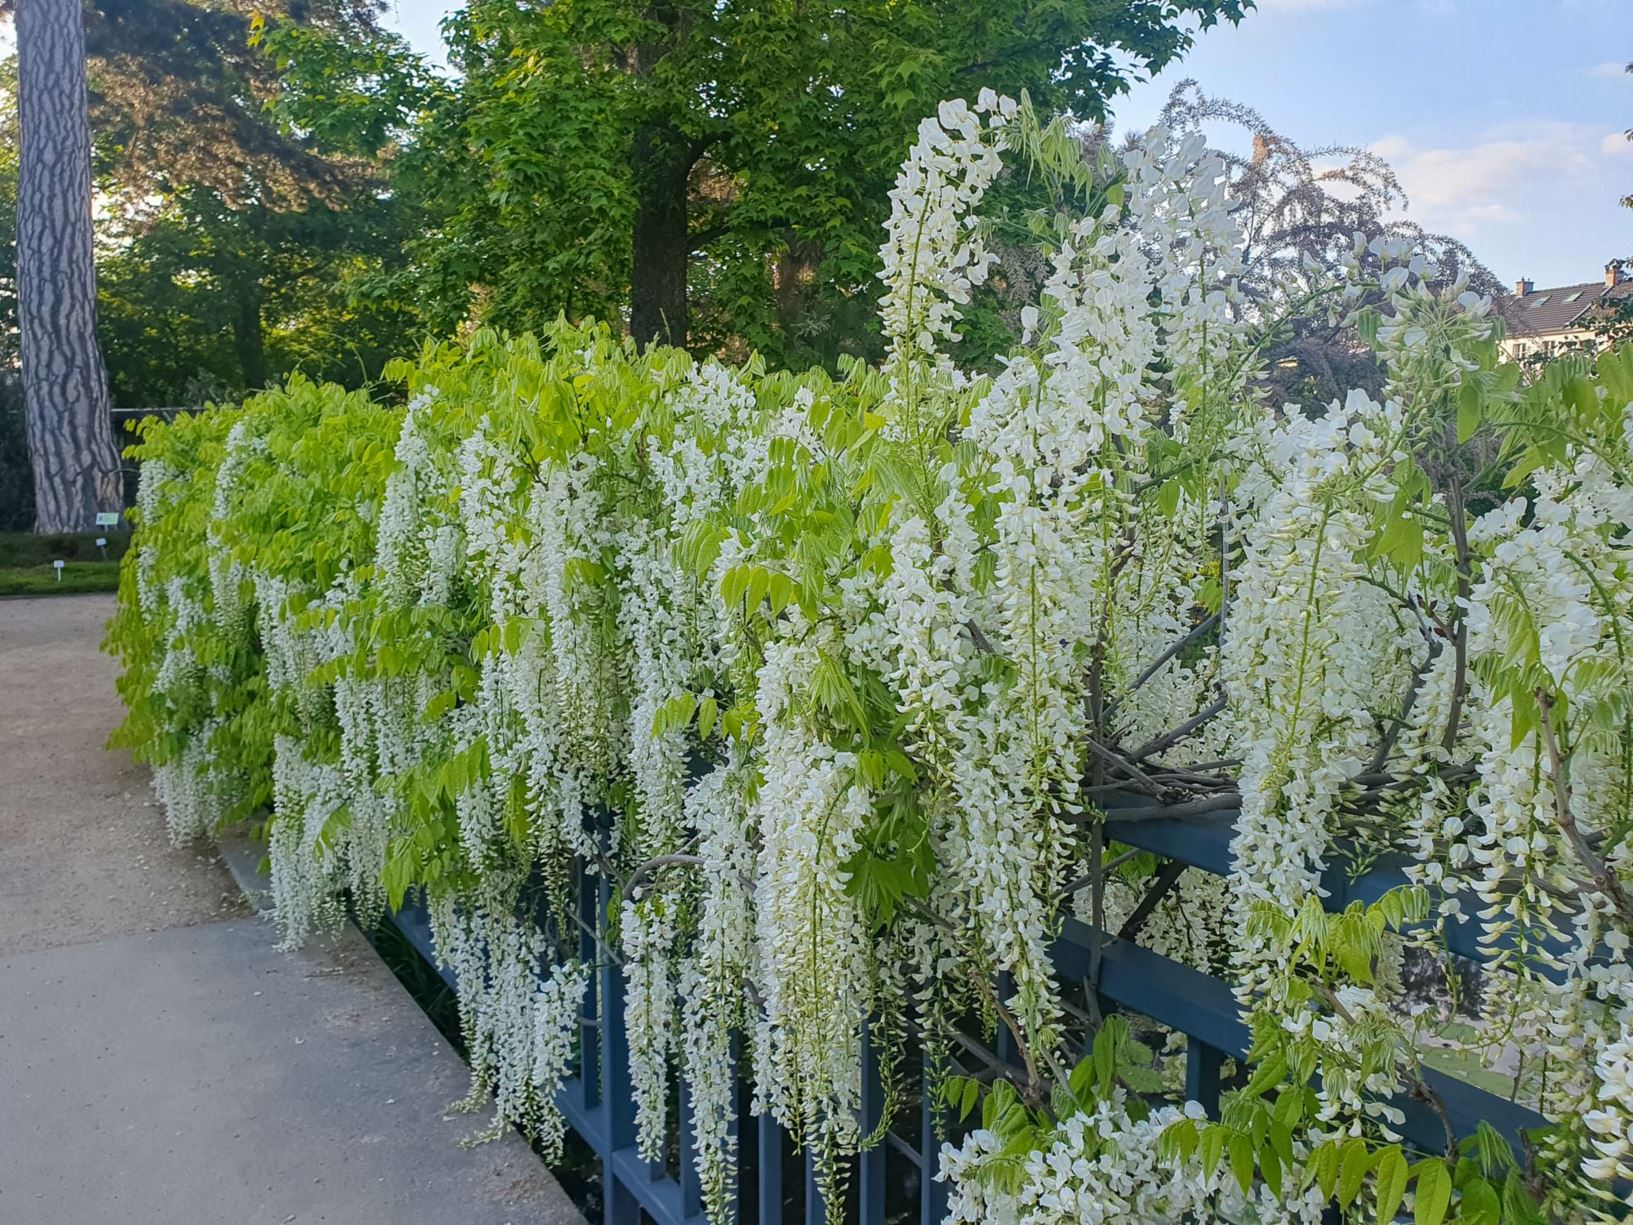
[387,798,1548,1225]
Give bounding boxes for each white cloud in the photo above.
[1604,131,1633,157]
[1370,123,1620,241]
[1591,61,1631,79]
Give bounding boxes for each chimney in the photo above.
[1515,277,1533,296]
[1608,262,1625,289]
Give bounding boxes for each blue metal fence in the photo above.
[387,796,1547,1225]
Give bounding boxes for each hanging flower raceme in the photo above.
[879,90,1016,372]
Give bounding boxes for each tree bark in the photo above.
[629,121,692,351]
[15,0,123,534]
[774,239,823,341]
[232,285,268,390]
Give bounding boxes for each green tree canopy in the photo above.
[263,0,1250,360]
[82,0,381,209]
[74,0,430,402]
[97,185,422,404]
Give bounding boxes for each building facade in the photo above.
[1499,262,1632,362]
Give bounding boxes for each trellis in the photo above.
[388,794,1546,1225]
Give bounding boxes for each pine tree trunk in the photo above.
[629,122,691,351]
[15,0,123,534]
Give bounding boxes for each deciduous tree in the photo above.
[264,0,1251,356]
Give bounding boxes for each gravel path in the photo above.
[0,593,582,1224]
[0,594,245,952]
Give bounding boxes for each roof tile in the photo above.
[1501,278,1633,337]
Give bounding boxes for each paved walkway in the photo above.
[0,594,582,1225]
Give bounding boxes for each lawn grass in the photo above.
[0,530,130,567]
[0,560,123,596]
[0,531,128,596]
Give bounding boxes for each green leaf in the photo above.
[942,1075,980,1121]
[983,1078,1018,1130]
[1260,1140,1284,1201]
[746,565,770,613]
[720,563,752,609]
[811,653,868,731]
[1338,1136,1371,1208]
[1091,1016,1126,1095]
[1456,1175,1500,1225]
[1374,1146,1408,1222]
[1313,1139,1340,1200]
[1413,1160,1452,1225]
[1456,382,1482,443]
[1156,478,1182,516]
[1356,309,1382,346]
[1228,1132,1255,1195]
[651,692,696,736]
[1245,1053,1287,1097]
[502,616,528,653]
[1564,374,1598,422]
[1500,1169,1544,1224]
[421,688,457,722]
[961,1077,979,1121]
[1468,1121,1515,1178]
[1199,1125,1226,1179]
[883,748,918,783]
[1268,1118,1295,1168]
[1160,1118,1200,1166]
[1337,933,1376,984]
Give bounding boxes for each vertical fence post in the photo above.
[993,972,1016,1067]
[758,1112,784,1225]
[803,1148,827,1224]
[858,1023,885,1224]
[578,866,602,1115]
[679,1077,702,1218]
[919,1047,946,1225]
[598,871,640,1225]
[1185,1037,1224,1119]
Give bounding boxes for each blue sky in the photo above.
[380,0,1632,288]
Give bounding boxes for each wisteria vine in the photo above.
[108,93,1633,1224]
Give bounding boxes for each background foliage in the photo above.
[257,0,1251,360]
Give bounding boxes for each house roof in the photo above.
[1502,277,1633,337]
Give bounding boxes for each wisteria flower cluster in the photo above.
[107,93,1633,1224]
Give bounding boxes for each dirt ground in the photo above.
[0,593,246,954]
